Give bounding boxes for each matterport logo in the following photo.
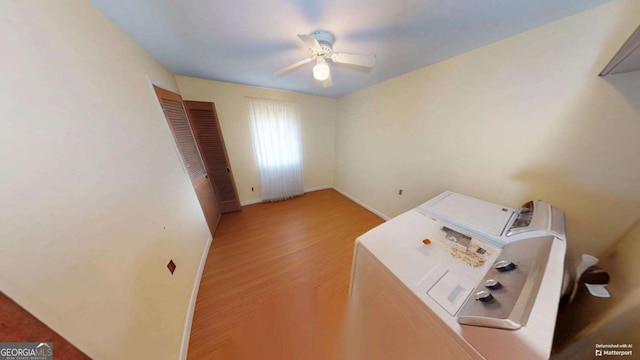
[0,342,52,360]
[595,343,633,357]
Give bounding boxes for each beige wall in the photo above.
[2,0,639,358]
[175,76,337,204]
[0,1,211,359]
[607,218,640,292]
[601,217,640,340]
[334,0,640,258]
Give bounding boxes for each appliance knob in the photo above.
[474,290,495,303]
[495,260,516,272]
[484,279,502,290]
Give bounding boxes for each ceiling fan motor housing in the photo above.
[311,30,334,55]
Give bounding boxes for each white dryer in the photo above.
[345,191,567,359]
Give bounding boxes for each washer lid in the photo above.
[418,191,515,239]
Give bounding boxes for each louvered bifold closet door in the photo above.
[153,85,221,235]
[184,101,241,213]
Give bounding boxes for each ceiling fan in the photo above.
[274,30,376,88]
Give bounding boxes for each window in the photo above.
[246,97,303,201]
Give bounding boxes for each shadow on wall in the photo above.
[512,170,640,258]
[511,66,640,258]
[602,71,640,114]
[520,70,640,358]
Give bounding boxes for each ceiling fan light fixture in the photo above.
[313,58,330,81]
[274,31,375,89]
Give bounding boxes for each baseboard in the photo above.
[332,187,391,221]
[240,186,332,206]
[179,234,213,360]
[304,185,332,193]
[240,198,262,206]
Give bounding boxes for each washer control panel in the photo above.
[457,235,554,330]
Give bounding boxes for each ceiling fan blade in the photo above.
[330,52,376,69]
[273,56,314,76]
[297,34,322,52]
[321,72,332,88]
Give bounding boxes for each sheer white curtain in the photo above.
[246,97,304,202]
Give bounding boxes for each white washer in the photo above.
[346,191,567,360]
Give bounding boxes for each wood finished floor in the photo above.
[187,189,384,360]
[0,292,89,359]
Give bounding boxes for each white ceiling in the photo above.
[91,0,608,98]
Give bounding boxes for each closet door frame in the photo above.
[152,85,221,235]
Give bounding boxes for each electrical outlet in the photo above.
[167,260,176,275]
[399,189,403,195]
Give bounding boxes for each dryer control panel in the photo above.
[457,235,555,329]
